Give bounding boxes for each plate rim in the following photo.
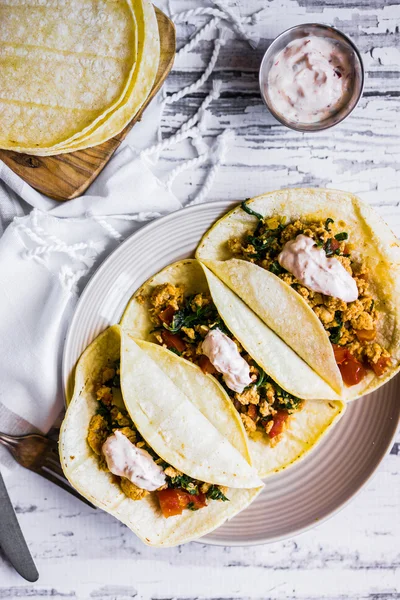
[62,199,400,547]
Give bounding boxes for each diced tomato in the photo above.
[268,410,289,439]
[370,356,391,377]
[355,328,376,342]
[161,330,186,353]
[247,404,258,420]
[198,355,217,375]
[332,343,348,365]
[187,492,207,511]
[159,305,175,325]
[330,238,340,253]
[339,357,367,386]
[332,344,367,386]
[157,488,185,517]
[343,244,351,255]
[157,488,207,518]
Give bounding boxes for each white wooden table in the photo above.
[1,1,399,597]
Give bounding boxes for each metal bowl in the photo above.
[259,23,364,132]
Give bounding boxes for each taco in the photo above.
[59,325,262,547]
[120,260,345,477]
[195,188,400,400]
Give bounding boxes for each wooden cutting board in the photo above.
[0,8,175,202]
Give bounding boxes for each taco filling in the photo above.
[138,284,304,446]
[226,201,392,387]
[88,360,229,518]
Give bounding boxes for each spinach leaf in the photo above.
[335,232,348,242]
[273,381,302,412]
[170,474,199,495]
[241,200,264,221]
[329,311,343,344]
[255,366,267,388]
[209,317,230,335]
[169,347,182,357]
[245,228,282,261]
[275,394,302,412]
[96,401,110,418]
[96,402,112,429]
[163,310,186,333]
[206,486,229,502]
[325,218,334,231]
[112,361,120,388]
[163,302,216,334]
[101,361,120,388]
[269,260,285,276]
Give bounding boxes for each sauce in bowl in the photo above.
[267,35,353,125]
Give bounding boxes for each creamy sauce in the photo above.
[267,36,353,124]
[201,329,252,393]
[278,234,358,302]
[102,430,166,491]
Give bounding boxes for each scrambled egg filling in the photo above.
[228,213,391,373]
[146,285,303,446]
[86,364,228,506]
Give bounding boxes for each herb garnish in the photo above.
[241,200,264,221]
[206,486,229,502]
[334,232,348,242]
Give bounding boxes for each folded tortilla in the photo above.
[196,188,400,400]
[120,331,261,489]
[121,260,345,477]
[60,325,262,547]
[201,259,343,394]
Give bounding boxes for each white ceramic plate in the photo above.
[63,201,400,546]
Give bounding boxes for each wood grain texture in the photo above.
[0,8,176,202]
[0,0,399,598]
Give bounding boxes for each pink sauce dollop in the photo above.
[267,36,353,124]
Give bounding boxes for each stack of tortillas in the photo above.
[0,0,160,156]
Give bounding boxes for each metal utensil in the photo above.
[0,470,39,582]
[259,23,364,132]
[0,432,94,508]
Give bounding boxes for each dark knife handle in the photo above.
[0,471,39,582]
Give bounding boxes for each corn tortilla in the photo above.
[0,0,138,151]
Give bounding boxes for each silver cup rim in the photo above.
[259,23,365,132]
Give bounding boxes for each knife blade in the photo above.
[0,470,38,582]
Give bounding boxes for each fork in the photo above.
[0,431,94,508]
